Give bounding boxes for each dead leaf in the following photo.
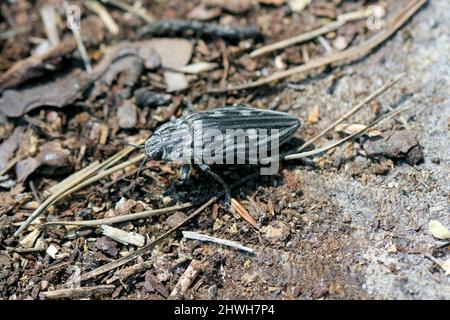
[166,212,188,228]
[0,38,76,91]
[0,69,93,118]
[146,38,193,92]
[428,220,450,240]
[142,271,169,298]
[0,127,24,172]
[149,38,193,69]
[96,236,119,257]
[37,142,71,167]
[15,142,70,182]
[15,157,40,182]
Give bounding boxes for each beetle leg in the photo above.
[179,164,192,185]
[197,164,231,207]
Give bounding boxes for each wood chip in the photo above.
[428,220,450,240]
[170,259,204,297]
[41,285,115,299]
[19,229,41,248]
[307,105,320,124]
[46,244,59,259]
[101,225,145,247]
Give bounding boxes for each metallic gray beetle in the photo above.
[143,104,301,203]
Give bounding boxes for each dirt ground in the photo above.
[0,0,449,300]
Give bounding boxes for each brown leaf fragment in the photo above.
[37,142,71,167]
[166,212,188,228]
[96,54,144,99]
[0,69,93,117]
[15,157,40,182]
[0,126,24,172]
[142,271,169,298]
[149,39,193,69]
[96,236,119,258]
[0,38,77,91]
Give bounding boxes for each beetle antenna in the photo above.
[121,141,144,149]
[130,155,148,193]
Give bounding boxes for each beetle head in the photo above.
[144,133,164,160]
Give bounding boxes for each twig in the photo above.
[40,285,115,299]
[40,5,60,47]
[170,259,204,297]
[43,202,194,227]
[78,173,257,282]
[297,73,404,152]
[70,27,92,72]
[79,196,218,282]
[100,0,154,23]
[209,0,427,92]
[85,0,120,35]
[249,9,370,58]
[14,146,141,237]
[182,231,254,254]
[284,105,413,160]
[105,260,153,284]
[231,198,258,229]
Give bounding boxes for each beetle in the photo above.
[142,104,301,204]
